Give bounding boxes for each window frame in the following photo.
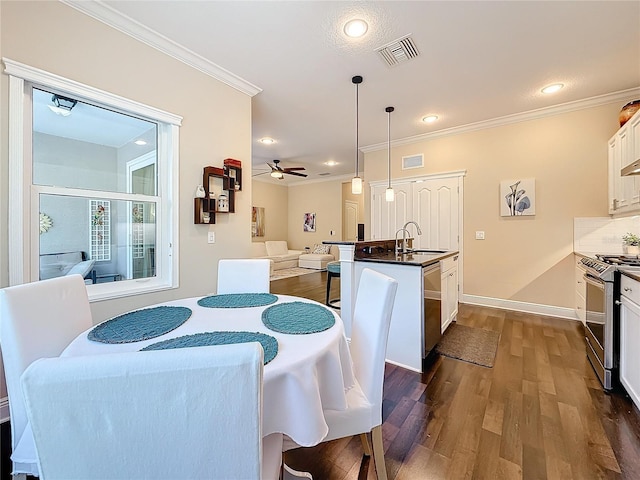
[5,58,182,301]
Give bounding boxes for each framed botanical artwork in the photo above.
[252,206,265,237]
[303,212,316,232]
[500,179,535,216]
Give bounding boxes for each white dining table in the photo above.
[13,294,355,478]
[62,293,356,448]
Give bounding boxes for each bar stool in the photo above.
[326,261,340,309]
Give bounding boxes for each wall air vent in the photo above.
[376,35,419,67]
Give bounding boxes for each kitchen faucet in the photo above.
[395,221,423,255]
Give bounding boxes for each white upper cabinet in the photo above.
[609,108,640,215]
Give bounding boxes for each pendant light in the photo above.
[385,106,395,202]
[351,75,363,194]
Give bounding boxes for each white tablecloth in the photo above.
[61,294,355,447]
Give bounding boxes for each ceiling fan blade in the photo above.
[283,167,306,172]
[284,171,308,177]
[252,171,270,177]
[266,162,277,170]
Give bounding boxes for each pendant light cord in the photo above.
[352,76,363,178]
[386,106,394,188]
[356,82,359,177]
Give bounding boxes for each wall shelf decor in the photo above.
[194,160,242,224]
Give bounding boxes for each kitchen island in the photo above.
[325,240,459,372]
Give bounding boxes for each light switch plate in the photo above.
[208,232,215,244]
[475,231,485,240]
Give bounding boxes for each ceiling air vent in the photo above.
[318,172,331,176]
[376,35,419,67]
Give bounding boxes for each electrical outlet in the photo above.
[207,232,215,244]
[475,231,485,240]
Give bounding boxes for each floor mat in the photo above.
[436,323,500,368]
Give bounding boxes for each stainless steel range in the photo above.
[578,253,640,390]
[578,255,617,390]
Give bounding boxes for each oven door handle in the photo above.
[584,274,605,289]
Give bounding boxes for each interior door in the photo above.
[370,182,411,240]
[344,200,359,241]
[412,177,459,251]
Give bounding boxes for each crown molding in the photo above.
[61,0,262,97]
[252,172,354,187]
[361,87,640,153]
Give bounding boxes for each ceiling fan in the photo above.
[254,159,307,179]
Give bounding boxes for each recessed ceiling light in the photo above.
[260,137,276,145]
[344,19,368,38]
[325,160,338,166]
[422,115,438,123]
[134,140,147,145]
[541,83,564,94]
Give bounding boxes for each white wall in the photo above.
[0,1,253,414]
[363,101,634,312]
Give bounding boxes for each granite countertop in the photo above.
[618,266,640,282]
[321,239,458,267]
[355,250,458,268]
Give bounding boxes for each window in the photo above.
[5,59,182,300]
[89,200,111,261]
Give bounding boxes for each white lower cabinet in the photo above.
[575,260,586,325]
[441,255,459,333]
[619,274,640,412]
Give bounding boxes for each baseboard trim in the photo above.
[384,358,422,373]
[461,294,578,321]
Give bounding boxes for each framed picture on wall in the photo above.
[500,179,535,216]
[303,212,316,232]
[252,206,265,237]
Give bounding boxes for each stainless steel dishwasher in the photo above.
[423,262,442,357]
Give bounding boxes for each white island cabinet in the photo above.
[441,254,459,333]
[618,273,640,412]
[354,261,424,372]
[350,249,459,373]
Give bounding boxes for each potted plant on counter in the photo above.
[622,232,640,256]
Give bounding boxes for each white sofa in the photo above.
[298,244,339,270]
[39,251,95,282]
[251,241,303,271]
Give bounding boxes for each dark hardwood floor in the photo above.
[274,271,640,480]
[2,272,638,480]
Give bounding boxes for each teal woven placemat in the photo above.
[140,331,278,364]
[88,306,192,344]
[197,293,278,308]
[262,301,335,334]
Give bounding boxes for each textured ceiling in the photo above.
[75,1,640,182]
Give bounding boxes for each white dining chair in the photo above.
[0,274,93,478]
[217,258,271,294]
[321,268,398,480]
[21,343,283,480]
